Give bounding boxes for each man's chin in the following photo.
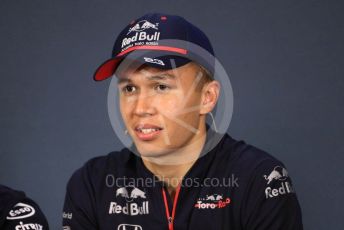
[136,145,197,165]
[137,147,171,158]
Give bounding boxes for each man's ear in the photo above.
[200,80,220,115]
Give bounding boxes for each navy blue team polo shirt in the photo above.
[63,128,303,230]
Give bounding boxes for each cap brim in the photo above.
[93,46,192,81]
[93,57,124,81]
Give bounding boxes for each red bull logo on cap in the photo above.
[127,20,159,35]
[121,20,161,50]
[121,31,160,49]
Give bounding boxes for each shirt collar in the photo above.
[132,125,227,186]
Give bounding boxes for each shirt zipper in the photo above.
[161,185,181,230]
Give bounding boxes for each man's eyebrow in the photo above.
[117,78,132,84]
[146,73,176,81]
[117,73,176,84]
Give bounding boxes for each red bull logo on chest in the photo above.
[109,186,150,216]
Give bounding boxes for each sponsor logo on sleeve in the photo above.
[15,222,42,230]
[109,186,149,216]
[263,166,288,184]
[264,166,294,199]
[118,223,143,230]
[62,212,72,220]
[194,193,231,210]
[6,203,36,220]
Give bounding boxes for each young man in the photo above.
[63,13,303,230]
[0,184,49,230]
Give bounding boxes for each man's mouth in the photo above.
[137,128,162,134]
[134,124,163,141]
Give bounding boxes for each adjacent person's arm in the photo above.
[3,198,49,229]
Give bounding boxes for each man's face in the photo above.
[117,62,207,158]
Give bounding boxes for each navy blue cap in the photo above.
[94,13,215,81]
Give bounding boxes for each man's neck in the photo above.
[141,126,207,197]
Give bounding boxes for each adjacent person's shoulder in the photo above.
[0,185,25,226]
[0,185,49,229]
[0,184,25,206]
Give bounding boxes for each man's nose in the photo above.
[133,92,156,117]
